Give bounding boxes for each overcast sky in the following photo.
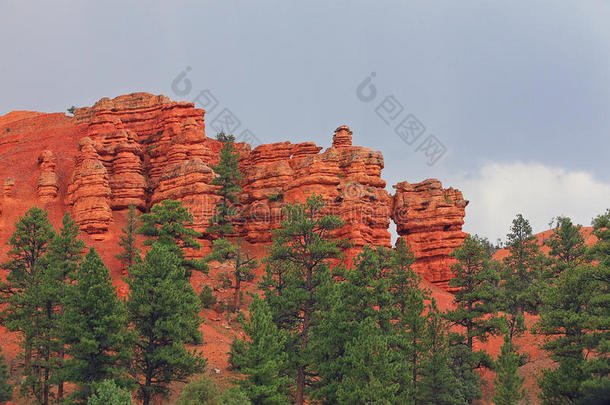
[1,0,609,242]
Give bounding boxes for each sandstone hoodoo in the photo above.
[392,179,469,289]
[0,92,469,289]
[37,150,59,202]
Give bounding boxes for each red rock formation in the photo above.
[37,150,59,202]
[392,179,469,289]
[0,93,466,288]
[2,177,15,198]
[66,137,112,237]
[332,125,353,149]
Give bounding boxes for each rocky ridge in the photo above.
[0,93,468,288]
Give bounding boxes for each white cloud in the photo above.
[449,162,610,242]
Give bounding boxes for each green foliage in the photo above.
[0,350,13,403]
[127,243,206,405]
[446,235,500,381]
[267,192,283,202]
[311,240,441,404]
[231,296,291,404]
[492,336,525,405]
[67,106,77,115]
[544,216,587,277]
[138,199,207,272]
[176,374,252,405]
[0,207,58,403]
[175,374,220,405]
[206,238,257,311]
[61,248,132,402]
[208,136,242,238]
[116,203,141,270]
[259,195,346,404]
[219,387,252,405]
[87,380,134,405]
[536,213,610,404]
[498,214,545,342]
[216,131,236,143]
[200,285,217,309]
[418,308,467,405]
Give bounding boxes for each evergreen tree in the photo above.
[445,235,500,403]
[310,245,396,404]
[87,380,135,405]
[492,336,525,405]
[61,248,132,403]
[138,199,207,272]
[231,296,291,404]
[544,216,587,277]
[536,213,610,404]
[498,214,545,342]
[127,243,206,405]
[206,238,257,311]
[311,240,431,404]
[0,350,13,403]
[116,203,141,270]
[388,238,429,403]
[418,307,466,405]
[208,132,242,238]
[0,207,57,404]
[260,195,345,405]
[43,212,86,402]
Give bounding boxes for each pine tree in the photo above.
[231,296,291,404]
[116,203,141,271]
[127,243,206,405]
[310,245,396,403]
[87,380,135,405]
[498,214,545,342]
[447,236,500,354]
[206,238,257,312]
[208,132,242,238]
[61,248,133,403]
[544,216,587,277]
[445,235,500,403]
[0,207,56,404]
[43,212,86,402]
[536,213,610,403]
[138,199,207,272]
[388,238,429,403]
[492,336,525,405]
[418,307,465,405]
[0,350,13,403]
[260,195,345,405]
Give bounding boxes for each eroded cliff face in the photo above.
[0,92,468,289]
[392,179,469,289]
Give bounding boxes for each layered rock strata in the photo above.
[392,179,469,289]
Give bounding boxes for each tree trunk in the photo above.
[296,366,305,405]
[43,367,49,405]
[233,273,241,311]
[57,349,64,402]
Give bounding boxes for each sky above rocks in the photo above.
[1,0,609,242]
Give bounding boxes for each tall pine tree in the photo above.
[116,203,141,271]
[127,243,206,405]
[138,199,207,272]
[208,132,242,238]
[537,213,610,403]
[230,296,291,404]
[260,195,345,405]
[0,207,56,404]
[492,336,525,405]
[61,248,132,403]
[497,214,545,342]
